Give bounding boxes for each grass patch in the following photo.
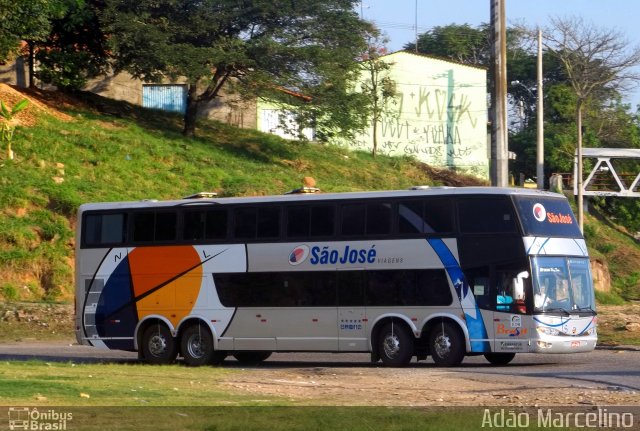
[595,290,625,306]
[0,360,272,406]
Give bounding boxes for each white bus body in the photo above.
[75,187,596,366]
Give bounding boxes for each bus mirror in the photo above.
[514,271,529,300]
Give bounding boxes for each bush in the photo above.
[595,289,625,305]
[1,284,18,301]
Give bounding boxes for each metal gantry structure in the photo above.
[574,148,640,197]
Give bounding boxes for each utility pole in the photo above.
[414,0,418,53]
[490,0,508,187]
[536,27,544,190]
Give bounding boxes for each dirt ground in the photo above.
[1,301,639,406]
[218,361,640,407]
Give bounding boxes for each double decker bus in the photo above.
[75,187,597,367]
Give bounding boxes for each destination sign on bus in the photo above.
[514,196,582,237]
[533,203,573,225]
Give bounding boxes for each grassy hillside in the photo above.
[0,84,638,303]
[0,85,481,300]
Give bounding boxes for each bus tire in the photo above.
[377,322,414,367]
[141,323,177,365]
[180,323,216,367]
[233,351,272,365]
[484,352,516,365]
[429,322,464,367]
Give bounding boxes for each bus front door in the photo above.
[491,270,530,354]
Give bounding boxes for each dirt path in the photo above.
[219,362,640,406]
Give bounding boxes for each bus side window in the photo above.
[234,208,257,239]
[311,205,335,237]
[424,198,453,233]
[366,202,391,235]
[257,207,280,238]
[205,210,227,240]
[287,206,310,238]
[183,209,228,241]
[155,212,177,241]
[397,200,424,234]
[458,198,517,234]
[132,211,177,243]
[83,213,127,246]
[468,274,491,309]
[183,210,206,240]
[341,204,365,236]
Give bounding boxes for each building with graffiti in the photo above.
[341,51,489,179]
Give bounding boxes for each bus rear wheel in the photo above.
[141,323,178,365]
[429,322,464,367]
[484,352,516,365]
[180,323,216,367]
[233,351,272,365]
[377,322,414,367]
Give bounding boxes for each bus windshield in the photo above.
[532,256,596,314]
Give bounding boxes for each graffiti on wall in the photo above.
[346,63,489,178]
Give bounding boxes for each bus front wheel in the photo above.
[377,322,414,367]
[429,322,464,367]
[141,323,178,365]
[180,323,216,367]
[484,352,516,365]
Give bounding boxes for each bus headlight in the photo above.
[536,327,560,336]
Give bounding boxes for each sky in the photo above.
[359,0,640,106]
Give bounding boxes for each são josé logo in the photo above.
[288,245,310,266]
[533,203,546,222]
[288,244,378,266]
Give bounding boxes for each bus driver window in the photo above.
[496,271,528,314]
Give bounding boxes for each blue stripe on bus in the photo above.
[96,256,138,349]
[427,239,490,352]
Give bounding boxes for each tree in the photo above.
[358,34,396,157]
[541,16,640,231]
[404,23,491,66]
[0,0,69,86]
[101,0,371,137]
[36,0,110,91]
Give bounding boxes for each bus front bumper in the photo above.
[531,336,597,353]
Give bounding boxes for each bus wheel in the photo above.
[429,322,464,367]
[484,352,516,365]
[142,323,177,365]
[233,351,272,365]
[378,322,414,367]
[180,323,215,367]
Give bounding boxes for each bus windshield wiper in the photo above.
[575,306,597,315]
[542,307,571,316]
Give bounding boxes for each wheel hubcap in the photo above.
[383,333,401,358]
[434,333,451,358]
[187,334,205,359]
[149,334,167,357]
